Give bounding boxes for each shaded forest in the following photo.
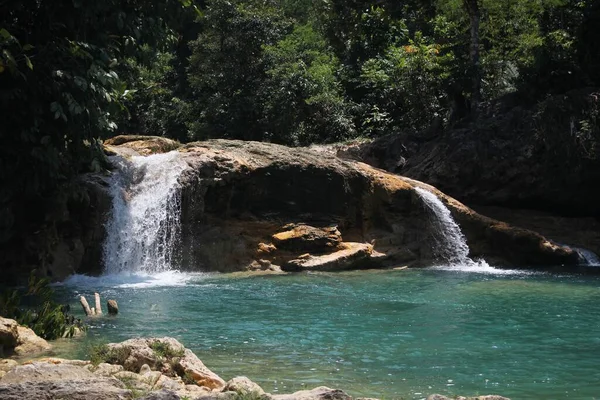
[1,0,600,245]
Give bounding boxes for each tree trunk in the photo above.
[463,0,481,114]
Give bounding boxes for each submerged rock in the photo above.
[107,299,119,315]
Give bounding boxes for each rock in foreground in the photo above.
[0,317,51,358]
[0,337,510,400]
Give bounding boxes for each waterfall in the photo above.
[103,151,189,274]
[571,247,600,266]
[415,187,488,269]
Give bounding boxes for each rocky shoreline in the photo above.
[0,318,508,400]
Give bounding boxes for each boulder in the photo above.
[0,362,129,400]
[283,243,378,271]
[86,362,124,376]
[427,396,510,400]
[14,326,51,356]
[0,360,17,373]
[272,225,342,253]
[139,390,182,400]
[223,376,266,396]
[272,386,352,400]
[173,348,225,389]
[104,135,181,156]
[0,317,51,357]
[107,299,119,315]
[106,337,225,390]
[0,318,19,357]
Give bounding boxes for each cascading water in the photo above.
[576,248,600,266]
[568,246,600,266]
[103,151,189,275]
[415,187,492,271]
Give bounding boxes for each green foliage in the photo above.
[262,24,355,144]
[0,272,84,340]
[0,0,198,258]
[89,343,129,366]
[150,340,185,359]
[360,33,454,134]
[187,0,290,141]
[534,90,600,163]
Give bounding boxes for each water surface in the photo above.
[54,269,600,399]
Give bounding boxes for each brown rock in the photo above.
[272,225,342,253]
[223,376,265,395]
[0,318,50,357]
[173,348,225,390]
[0,318,19,357]
[427,395,510,400]
[283,243,376,272]
[0,362,129,400]
[107,299,119,315]
[272,386,352,400]
[104,135,181,156]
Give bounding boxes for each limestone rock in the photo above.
[139,390,182,400]
[104,135,181,156]
[427,395,510,400]
[106,337,225,390]
[154,374,185,392]
[272,386,352,400]
[0,362,129,400]
[0,318,19,357]
[283,243,375,272]
[97,136,579,272]
[223,376,265,395]
[174,348,225,389]
[0,317,50,357]
[107,299,119,314]
[272,225,342,253]
[0,360,17,373]
[87,362,124,376]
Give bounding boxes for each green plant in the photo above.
[150,341,184,359]
[89,343,129,366]
[0,271,84,340]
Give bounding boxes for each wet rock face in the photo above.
[353,89,600,219]
[104,136,578,271]
[0,172,112,283]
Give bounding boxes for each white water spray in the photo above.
[415,187,501,272]
[570,247,600,266]
[103,151,189,274]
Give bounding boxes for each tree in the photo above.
[462,0,481,113]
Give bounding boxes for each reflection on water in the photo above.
[53,269,600,400]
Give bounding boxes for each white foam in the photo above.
[428,262,539,276]
[58,271,207,289]
[103,151,189,275]
[414,187,538,275]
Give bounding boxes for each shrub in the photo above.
[0,271,84,340]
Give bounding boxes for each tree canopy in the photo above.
[1,0,599,245]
